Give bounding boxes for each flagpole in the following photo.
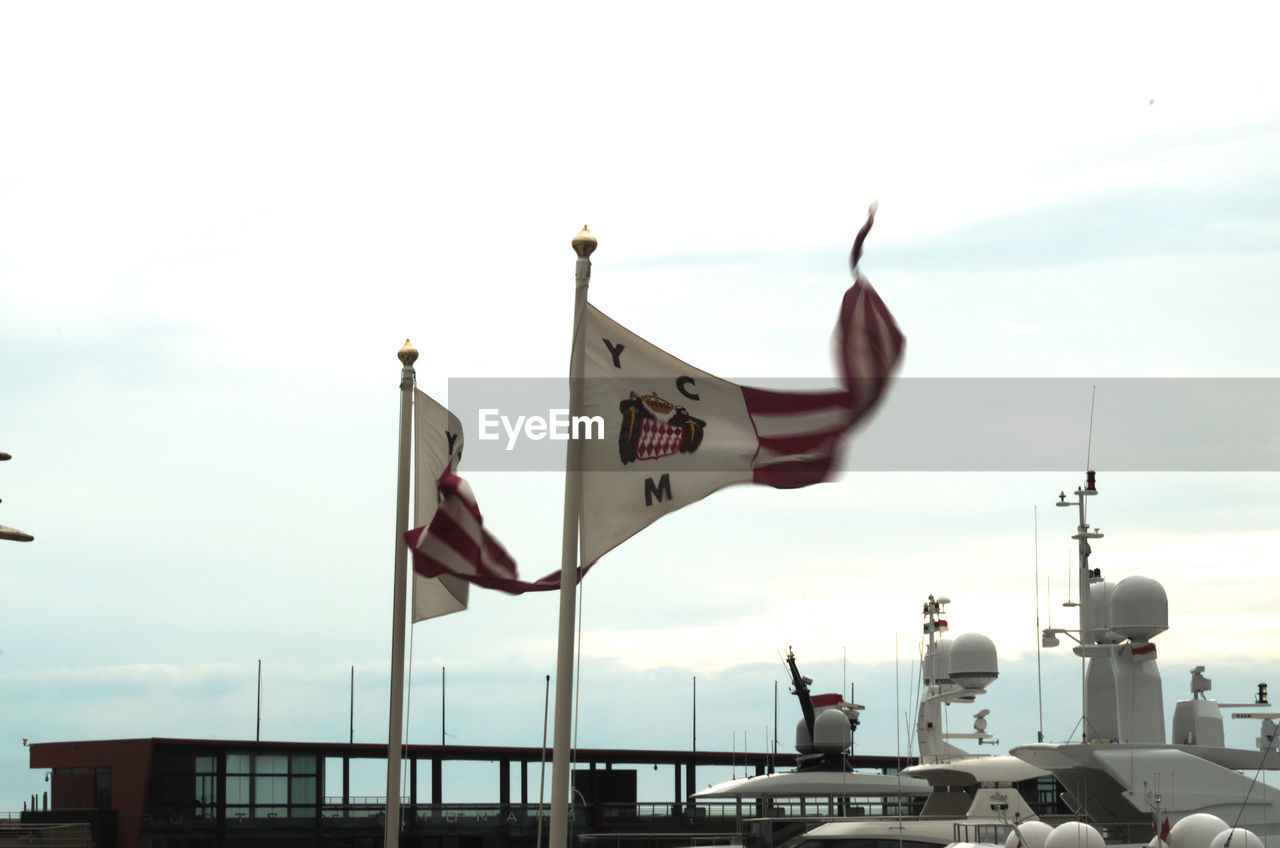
[549,225,596,848]
[385,339,417,848]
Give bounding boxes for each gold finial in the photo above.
[571,225,597,258]
[398,339,419,367]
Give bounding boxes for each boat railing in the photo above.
[952,821,1017,845]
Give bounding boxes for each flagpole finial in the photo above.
[572,225,597,258]
[398,339,419,367]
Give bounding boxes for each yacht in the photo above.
[695,598,1052,848]
[782,471,1280,848]
[785,598,1055,848]
[1009,471,1280,845]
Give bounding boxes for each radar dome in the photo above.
[795,717,813,754]
[1006,821,1054,848]
[948,632,998,690]
[1044,822,1104,848]
[813,708,851,753]
[1109,575,1169,642]
[1168,814,1229,848]
[925,640,953,686]
[1086,580,1119,643]
[1209,829,1263,848]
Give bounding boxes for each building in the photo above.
[24,737,915,848]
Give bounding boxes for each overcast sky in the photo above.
[4,2,1280,808]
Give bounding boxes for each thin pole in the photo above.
[350,666,354,744]
[385,340,418,848]
[1034,507,1044,743]
[773,681,778,770]
[537,674,551,848]
[692,677,697,751]
[1085,385,1096,478]
[256,660,262,742]
[549,226,595,848]
[441,667,446,745]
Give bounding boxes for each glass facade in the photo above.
[219,751,318,820]
[194,756,217,820]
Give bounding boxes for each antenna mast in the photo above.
[1034,507,1044,743]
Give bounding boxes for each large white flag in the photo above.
[411,389,469,621]
[577,231,904,566]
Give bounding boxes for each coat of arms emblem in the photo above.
[617,391,707,464]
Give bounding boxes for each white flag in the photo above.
[578,306,756,565]
[577,274,904,567]
[411,389,469,622]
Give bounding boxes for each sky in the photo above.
[4,1,1280,809]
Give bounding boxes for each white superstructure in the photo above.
[1012,472,1280,843]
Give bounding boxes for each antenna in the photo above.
[1035,507,1045,743]
[1085,385,1097,473]
[1084,385,1096,524]
[1064,549,1074,606]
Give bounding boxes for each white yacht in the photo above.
[693,648,929,846]
[781,471,1280,848]
[696,598,1052,848]
[786,598,1054,848]
[1009,471,1280,845]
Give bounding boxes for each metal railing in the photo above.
[0,822,93,848]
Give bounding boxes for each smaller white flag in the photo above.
[411,389,469,621]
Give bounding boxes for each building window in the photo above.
[226,754,251,819]
[194,757,217,819]
[94,766,112,810]
[216,751,319,820]
[253,754,288,819]
[289,755,317,819]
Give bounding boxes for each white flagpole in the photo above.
[385,339,417,848]
[549,226,596,848]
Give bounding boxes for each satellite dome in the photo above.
[1005,821,1054,848]
[813,708,851,753]
[795,717,813,754]
[1044,821,1104,848]
[948,632,998,690]
[1086,580,1119,643]
[924,640,954,686]
[1168,814,1229,848]
[1209,829,1263,848]
[1109,575,1169,642]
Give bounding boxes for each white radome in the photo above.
[795,717,813,754]
[1168,814,1230,848]
[948,632,998,690]
[1044,821,1104,848]
[1108,574,1169,642]
[812,708,850,753]
[1005,820,1055,848]
[1209,828,1264,848]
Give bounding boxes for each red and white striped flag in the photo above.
[406,471,561,595]
[578,208,904,565]
[407,210,904,591]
